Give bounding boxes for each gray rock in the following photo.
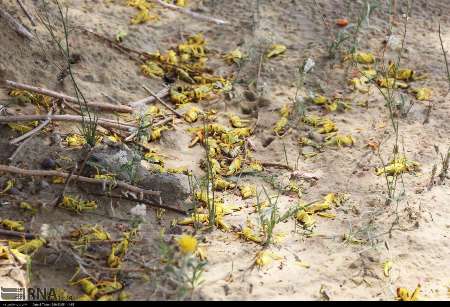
[243,90,257,102]
[240,101,257,115]
[138,172,190,205]
[50,133,62,146]
[302,146,316,155]
[89,145,190,205]
[90,145,138,181]
[308,131,324,143]
[40,180,50,190]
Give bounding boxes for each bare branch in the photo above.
[0,114,135,131]
[0,7,33,39]
[9,108,53,145]
[142,85,182,118]
[5,80,133,113]
[129,87,169,109]
[16,0,36,26]
[0,164,160,197]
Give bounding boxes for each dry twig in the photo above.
[0,229,36,240]
[0,7,33,39]
[5,80,133,113]
[8,134,33,162]
[142,85,183,118]
[129,87,170,109]
[0,164,160,197]
[261,162,293,171]
[16,0,36,26]
[9,108,54,145]
[0,114,135,131]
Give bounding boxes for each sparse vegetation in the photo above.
[0,0,448,301]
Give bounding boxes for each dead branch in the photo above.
[0,229,36,240]
[0,114,135,131]
[153,0,229,25]
[0,164,160,197]
[58,99,130,140]
[0,7,33,39]
[16,0,36,26]
[123,115,173,143]
[261,162,293,171]
[5,80,133,113]
[8,132,33,162]
[58,147,96,208]
[130,87,170,109]
[153,116,174,128]
[9,108,53,145]
[142,85,182,118]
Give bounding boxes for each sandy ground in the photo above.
[0,0,449,301]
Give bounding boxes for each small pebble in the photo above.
[241,101,257,115]
[308,131,324,143]
[257,96,271,108]
[50,133,62,145]
[167,225,183,235]
[41,158,56,170]
[40,180,50,189]
[262,137,275,147]
[302,146,316,155]
[9,187,20,195]
[243,90,257,101]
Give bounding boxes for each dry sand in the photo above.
[0,0,449,301]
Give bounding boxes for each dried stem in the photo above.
[261,162,294,171]
[438,22,450,91]
[16,0,36,26]
[0,229,36,240]
[0,164,160,197]
[129,87,170,109]
[9,108,54,145]
[5,80,132,113]
[0,7,33,39]
[142,85,183,118]
[0,114,135,131]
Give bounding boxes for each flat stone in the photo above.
[89,145,190,205]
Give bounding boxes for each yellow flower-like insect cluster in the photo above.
[295,193,347,229]
[375,155,419,176]
[140,33,232,108]
[348,52,431,100]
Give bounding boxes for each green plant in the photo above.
[120,113,152,184]
[120,153,141,184]
[187,173,202,231]
[157,235,206,300]
[436,145,450,184]
[348,1,379,56]
[293,58,315,120]
[202,122,216,228]
[361,2,411,205]
[282,140,290,170]
[319,0,378,59]
[255,186,298,246]
[438,22,450,89]
[38,0,98,146]
[328,30,352,59]
[394,93,415,118]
